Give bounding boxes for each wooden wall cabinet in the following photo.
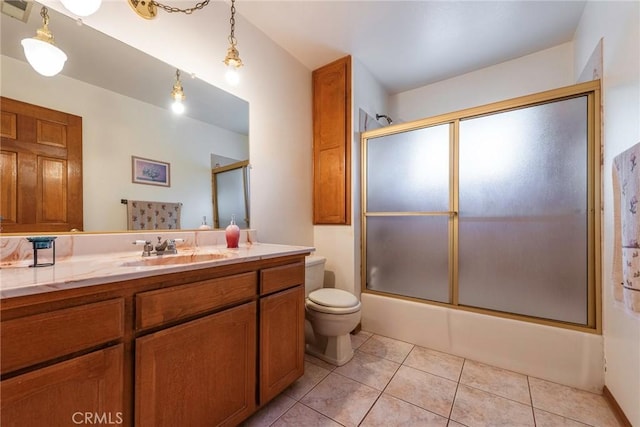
[312,56,352,225]
[0,97,83,233]
[0,255,308,427]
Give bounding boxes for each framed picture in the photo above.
[132,156,170,187]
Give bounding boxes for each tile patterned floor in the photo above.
[243,331,622,427]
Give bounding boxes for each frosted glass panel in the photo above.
[458,96,588,324]
[367,124,449,212]
[366,216,450,303]
[216,168,248,228]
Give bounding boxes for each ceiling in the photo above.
[1,0,587,121]
[239,0,587,94]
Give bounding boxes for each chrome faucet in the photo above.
[133,238,183,256]
[132,240,154,257]
[155,237,183,255]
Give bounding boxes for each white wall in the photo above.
[574,1,640,424]
[313,57,389,295]
[362,42,609,392]
[38,0,314,246]
[1,55,248,231]
[390,42,574,122]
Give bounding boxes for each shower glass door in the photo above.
[458,96,589,324]
[364,124,452,303]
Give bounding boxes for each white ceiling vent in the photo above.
[1,0,33,23]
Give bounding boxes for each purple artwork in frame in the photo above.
[132,156,170,187]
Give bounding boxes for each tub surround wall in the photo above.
[362,293,604,393]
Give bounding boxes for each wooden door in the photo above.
[0,344,124,427]
[0,97,82,233]
[312,55,351,224]
[259,285,305,404]
[135,301,256,427]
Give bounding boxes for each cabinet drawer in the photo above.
[1,298,124,374]
[136,271,257,330]
[260,262,304,295]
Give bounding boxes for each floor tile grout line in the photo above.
[375,390,453,424]
[447,358,466,423]
[297,400,348,427]
[358,359,402,425]
[402,361,465,384]
[528,376,537,427]
[355,391,384,426]
[457,382,535,408]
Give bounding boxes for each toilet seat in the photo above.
[306,289,361,314]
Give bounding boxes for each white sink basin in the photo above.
[122,252,232,267]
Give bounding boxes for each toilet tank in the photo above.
[304,255,326,297]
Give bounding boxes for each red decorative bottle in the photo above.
[225,215,240,248]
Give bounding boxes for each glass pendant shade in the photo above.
[225,67,240,85]
[21,38,67,77]
[171,100,185,114]
[170,69,185,114]
[60,0,102,16]
[223,44,242,85]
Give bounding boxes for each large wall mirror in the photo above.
[0,4,249,233]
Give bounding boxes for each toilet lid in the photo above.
[308,288,359,308]
[306,299,361,315]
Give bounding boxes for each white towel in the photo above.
[612,142,640,314]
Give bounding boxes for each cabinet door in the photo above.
[136,301,256,427]
[260,285,305,404]
[312,55,352,225]
[1,344,124,427]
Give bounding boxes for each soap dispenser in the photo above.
[225,215,240,248]
[198,216,212,230]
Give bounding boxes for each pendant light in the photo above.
[60,0,102,17]
[21,7,67,77]
[171,69,186,114]
[223,0,243,85]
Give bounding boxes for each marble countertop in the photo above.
[0,243,314,300]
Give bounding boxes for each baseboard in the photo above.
[603,385,632,427]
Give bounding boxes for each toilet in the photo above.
[304,255,361,366]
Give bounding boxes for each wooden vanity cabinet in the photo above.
[0,298,125,427]
[1,345,124,427]
[135,302,257,427]
[0,254,309,427]
[259,262,306,404]
[134,272,259,427]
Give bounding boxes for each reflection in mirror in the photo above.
[212,161,250,229]
[0,4,249,232]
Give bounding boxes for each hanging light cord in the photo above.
[148,0,210,15]
[40,6,50,25]
[228,0,237,45]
